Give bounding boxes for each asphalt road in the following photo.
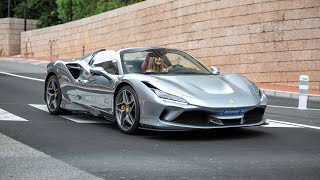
[0,59,319,179]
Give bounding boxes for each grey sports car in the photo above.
[44,47,267,134]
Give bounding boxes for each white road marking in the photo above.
[0,59,14,62]
[7,59,25,62]
[267,119,320,130]
[268,105,320,111]
[29,104,49,111]
[60,114,109,123]
[2,59,27,63]
[0,72,44,82]
[16,59,38,63]
[0,58,48,66]
[30,61,49,65]
[0,108,28,121]
[29,104,108,123]
[263,120,300,128]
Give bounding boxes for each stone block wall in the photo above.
[21,0,320,89]
[0,18,37,56]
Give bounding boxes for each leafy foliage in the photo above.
[0,0,23,18]
[13,0,59,28]
[56,0,144,23]
[0,0,144,28]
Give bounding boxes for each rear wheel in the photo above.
[115,86,140,134]
[45,75,71,115]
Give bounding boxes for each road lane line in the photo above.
[29,104,108,123]
[60,114,110,123]
[268,105,320,111]
[263,120,300,128]
[0,72,44,82]
[30,61,49,65]
[267,119,320,130]
[29,104,50,112]
[16,59,38,63]
[0,108,28,121]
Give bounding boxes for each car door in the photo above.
[75,50,118,114]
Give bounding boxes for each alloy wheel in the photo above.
[46,78,59,112]
[115,89,138,131]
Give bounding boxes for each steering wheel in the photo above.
[169,64,184,70]
[167,64,184,73]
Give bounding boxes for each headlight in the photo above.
[151,88,187,103]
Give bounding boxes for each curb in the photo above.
[0,57,51,62]
[262,89,320,102]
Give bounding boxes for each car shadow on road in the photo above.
[91,121,269,141]
[137,128,269,141]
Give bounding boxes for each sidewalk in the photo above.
[257,83,320,102]
[257,83,320,96]
[0,55,53,62]
[0,132,102,180]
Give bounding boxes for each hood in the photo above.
[153,75,235,96]
[143,74,261,107]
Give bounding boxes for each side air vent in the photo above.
[66,64,82,79]
[142,81,157,89]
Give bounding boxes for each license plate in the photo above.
[219,109,248,116]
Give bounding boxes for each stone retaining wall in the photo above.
[0,18,37,56]
[21,0,320,89]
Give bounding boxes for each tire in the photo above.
[114,85,140,134]
[45,75,71,115]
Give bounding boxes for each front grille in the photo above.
[171,111,242,127]
[173,111,210,126]
[162,107,265,127]
[243,108,264,124]
[220,118,241,126]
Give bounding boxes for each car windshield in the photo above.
[120,48,212,75]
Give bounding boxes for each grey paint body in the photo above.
[45,47,267,130]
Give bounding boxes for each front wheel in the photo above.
[115,86,140,134]
[45,75,70,115]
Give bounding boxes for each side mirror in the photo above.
[90,67,112,81]
[210,66,220,75]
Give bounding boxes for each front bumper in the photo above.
[139,98,267,131]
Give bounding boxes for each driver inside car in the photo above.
[141,52,171,73]
[146,55,167,72]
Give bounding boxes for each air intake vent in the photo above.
[142,81,157,89]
